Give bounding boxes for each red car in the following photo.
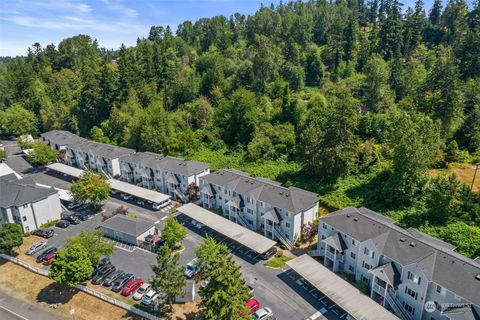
[121,278,144,296]
[246,298,260,313]
[42,251,57,265]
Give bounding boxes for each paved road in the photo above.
[0,288,62,320]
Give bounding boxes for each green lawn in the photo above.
[265,255,291,268]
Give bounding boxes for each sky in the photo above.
[0,0,440,57]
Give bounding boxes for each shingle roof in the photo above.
[0,177,57,208]
[321,207,480,306]
[370,262,401,288]
[200,169,318,214]
[119,152,209,177]
[100,215,155,238]
[324,233,348,251]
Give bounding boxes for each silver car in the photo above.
[26,241,47,255]
[253,307,273,320]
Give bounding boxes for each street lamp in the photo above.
[470,163,480,194]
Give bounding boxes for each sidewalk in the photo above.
[0,287,64,320]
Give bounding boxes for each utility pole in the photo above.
[469,163,480,194]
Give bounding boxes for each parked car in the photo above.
[135,199,145,206]
[121,278,144,296]
[253,307,273,320]
[103,270,124,287]
[89,259,112,280]
[74,213,89,221]
[55,220,70,228]
[111,273,134,292]
[246,298,261,313]
[260,247,277,260]
[248,284,255,295]
[133,283,151,300]
[42,251,57,265]
[26,241,47,255]
[121,194,132,201]
[152,200,171,210]
[141,289,159,305]
[92,264,116,285]
[65,215,80,225]
[32,228,54,238]
[67,201,82,210]
[195,222,205,230]
[190,219,197,227]
[184,258,201,278]
[36,247,57,263]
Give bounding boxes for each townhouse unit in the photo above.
[0,174,62,233]
[41,130,135,177]
[199,169,319,247]
[316,207,480,320]
[118,152,210,201]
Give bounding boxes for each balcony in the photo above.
[373,283,386,295]
[326,251,336,261]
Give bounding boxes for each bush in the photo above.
[40,220,59,228]
[0,148,6,162]
[357,281,370,295]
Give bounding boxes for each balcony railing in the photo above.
[373,283,386,295]
[385,288,414,320]
[326,251,335,260]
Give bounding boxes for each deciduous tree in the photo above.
[49,243,94,287]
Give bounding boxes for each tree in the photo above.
[70,170,110,205]
[49,243,94,287]
[150,245,186,308]
[162,216,187,249]
[0,224,23,254]
[431,222,480,259]
[196,238,250,319]
[187,182,199,201]
[89,126,110,144]
[362,54,393,112]
[0,104,37,136]
[426,174,467,225]
[66,228,114,265]
[0,148,6,162]
[25,141,58,165]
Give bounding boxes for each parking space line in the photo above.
[340,313,348,318]
[328,304,336,310]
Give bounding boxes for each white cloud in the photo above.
[31,0,92,13]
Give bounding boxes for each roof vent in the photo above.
[346,214,351,218]
[475,274,480,281]
[400,238,406,242]
[353,217,359,221]
[285,194,289,197]
[410,242,416,247]
[279,192,283,195]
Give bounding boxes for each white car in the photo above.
[195,222,205,230]
[190,219,197,227]
[133,283,151,300]
[184,258,201,278]
[26,241,47,255]
[121,194,132,200]
[141,289,158,305]
[67,201,82,210]
[253,307,273,320]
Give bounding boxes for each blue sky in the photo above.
[1,0,440,57]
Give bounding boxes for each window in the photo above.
[350,252,356,259]
[322,223,327,229]
[218,187,222,191]
[352,239,356,245]
[402,302,415,315]
[349,265,354,272]
[405,286,418,300]
[219,196,222,200]
[321,235,325,240]
[407,271,422,285]
[22,216,27,222]
[285,222,290,228]
[362,261,371,270]
[361,275,370,284]
[285,212,289,217]
[363,247,375,259]
[436,285,442,294]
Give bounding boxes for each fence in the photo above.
[0,253,161,320]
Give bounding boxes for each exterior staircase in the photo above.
[236,212,254,230]
[274,226,294,250]
[308,249,323,257]
[174,188,188,203]
[385,289,414,320]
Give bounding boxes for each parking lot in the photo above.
[5,139,346,320]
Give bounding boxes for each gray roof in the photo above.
[442,306,480,320]
[119,152,209,177]
[324,233,348,251]
[264,208,281,223]
[370,262,401,288]
[321,207,480,306]
[200,183,215,196]
[100,215,155,238]
[200,169,318,214]
[0,176,57,208]
[41,130,85,146]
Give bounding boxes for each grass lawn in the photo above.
[430,163,480,193]
[265,255,291,269]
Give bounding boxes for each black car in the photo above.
[260,247,277,260]
[89,261,112,280]
[65,215,80,225]
[32,228,54,238]
[111,273,134,292]
[36,247,57,263]
[74,213,89,221]
[92,265,116,285]
[103,270,124,287]
[55,220,70,228]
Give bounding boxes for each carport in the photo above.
[176,203,276,254]
[108,179,171,206]
[286,255,400,320]
[46,162,84,178]
[46,163,171,206]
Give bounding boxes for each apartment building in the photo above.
[40,130,135,177]
[118,152,210,201]
[0,174,62,233]
[199,169,319,246]
[316,207,480,320]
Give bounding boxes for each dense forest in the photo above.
[0,0,479,257]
